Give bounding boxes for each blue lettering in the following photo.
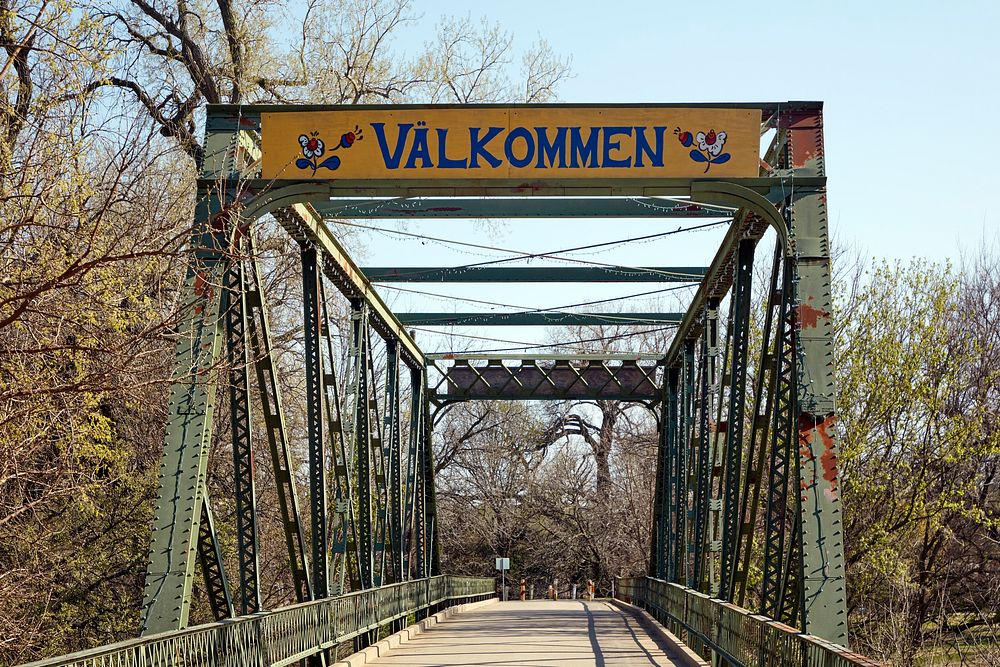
[436,128,467,168]
[603,126,632,168]
[370,122,411,169]
[469,127,503,168]
[569,127,599,168]
[404,126,433,168]
[535,127,567,168]
[635,126,667,168]
[504,127,535,168]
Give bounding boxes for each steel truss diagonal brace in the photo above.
[244,236,313,603]
[195,485,234,621]
[140,195,230,635]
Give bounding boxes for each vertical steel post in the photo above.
[366,329,389,588]
[707,296,735,596]
[762,254,797,621]
[302,245,329,599]
[664,367,680,582]
[649,365,670,579]
[782,105,848,644]
[350,301,374,588]
[678,340,695,585]
[403,366,423,580]
[223,247,261,614]
[719,239,755,601]
[385,342,404,584]
[422,368,441,576]
[692,298,719,589]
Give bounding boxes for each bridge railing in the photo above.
[21,575,494,667]
[615,577,881,667]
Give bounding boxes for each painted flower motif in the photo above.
[677,126,732,173]
[295,126,363,175]
[696,129,727,156]
[299,133,325,159]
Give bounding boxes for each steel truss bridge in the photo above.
[20,102,880,666]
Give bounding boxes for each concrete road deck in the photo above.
[367,600,695,666]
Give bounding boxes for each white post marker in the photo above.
[495,557,510,601]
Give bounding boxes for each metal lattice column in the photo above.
[223,248,261,614]
[718,239,755,601]
[302,245,329,599]
[691,298,719,589]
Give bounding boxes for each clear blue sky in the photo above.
[346,1,999,353]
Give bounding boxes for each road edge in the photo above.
[333,597,499,666]
[608,598,710,667]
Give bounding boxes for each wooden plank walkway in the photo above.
[366,600,698,666]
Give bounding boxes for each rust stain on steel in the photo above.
[797,299,828,330]
[797,414,816,463]
[193,271,212,314]
[779,109,824,169]
[798,414,841,501]
[512,181,551,193]
[816,415,840,500]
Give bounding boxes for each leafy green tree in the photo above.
[837,258,1000,665]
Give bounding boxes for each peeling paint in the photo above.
[816,416,840,494]
[193,272,210,315]
[797,300,828,330]
[798,413,840,501]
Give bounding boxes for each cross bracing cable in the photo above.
[336,219,728,262]
[423,325,681,355]
[334,219,730,280]
[409,328,542,348]
[378,282,698,314]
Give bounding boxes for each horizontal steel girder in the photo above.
[397,312,684,326]
[427,353,663,361]
[432,360,660,401]
[315,197,734,219]
[363,266,707,283]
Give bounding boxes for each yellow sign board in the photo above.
[260,107,761,181]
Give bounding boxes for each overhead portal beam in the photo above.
[364,266,707,283]
[397,312,683,326]
[315,197,733,219]
[427,353,662,362]
[430,359,661,402]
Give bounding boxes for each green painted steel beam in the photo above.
[316,197,733,219]
[363,266,707,283]
[209,176,825,200]
[397,312,683,326]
